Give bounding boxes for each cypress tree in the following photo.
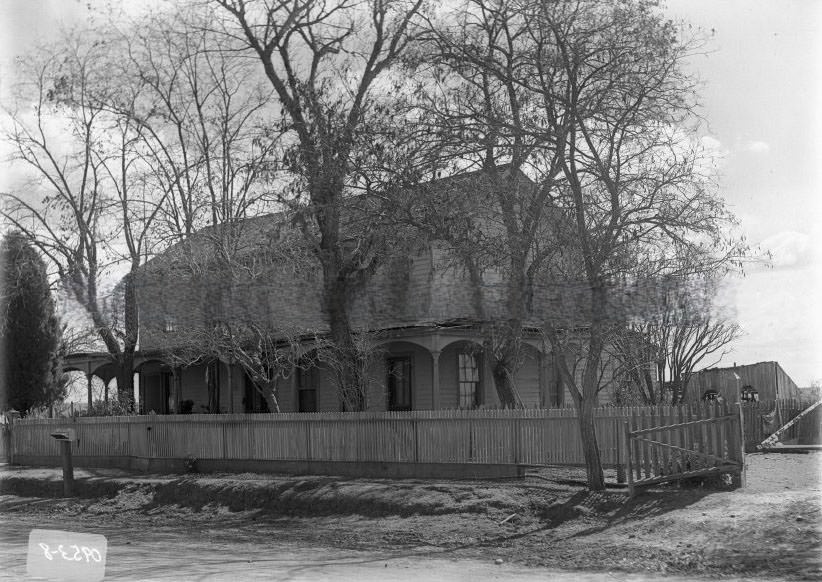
[0,232,65,415]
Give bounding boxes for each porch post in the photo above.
[431,350,441,410]
[86,373,93,410]
[133,371,139,410]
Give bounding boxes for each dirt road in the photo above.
[0,452,819,581]
[0,511,715,582]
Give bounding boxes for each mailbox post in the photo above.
[50,429,76,497]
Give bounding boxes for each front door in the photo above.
[387,357,412,411]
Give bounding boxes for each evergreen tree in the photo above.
[0,232,65,414]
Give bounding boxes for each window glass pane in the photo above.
[387,357,412,410]
[458,351,479,408]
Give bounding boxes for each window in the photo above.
[161,370,173,414]
[163,317,176,333]
[546,354,563,407]
[297,363,319,412]
[206,360,221,413]
[386,357,412,411]
[702,389,719,402]
[458,352,481,408]
[243,374,271,413]
[741,385,759,402]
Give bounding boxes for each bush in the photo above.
[80,399,137,417]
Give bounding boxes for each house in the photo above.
[687,361,800,403]
[66,167,581,414]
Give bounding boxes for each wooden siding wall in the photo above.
[514,348,542,406]
[740,398,816,451]
[689,362,800,403]
[0,425,9,462]
[11,404,732,469]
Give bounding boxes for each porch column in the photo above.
[86,373,93,410]
[431,350,441,410]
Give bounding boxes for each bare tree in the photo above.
[1,32,167,405]
[115,6,281,257]
[607,272,743,406]
[203,0,425,410]
[162,321,326,413]
[401,0,569,407]
[518,0,748,489]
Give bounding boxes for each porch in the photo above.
[65,327,570,414]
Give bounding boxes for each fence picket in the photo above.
[11,400,798,475]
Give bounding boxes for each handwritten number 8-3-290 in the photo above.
[38,543,102,563]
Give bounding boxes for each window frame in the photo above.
[386,355,413,411]
[296,361,319,413]
[457,350,482,409]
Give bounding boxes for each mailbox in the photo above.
[50,429,77,442]
[50,428,76,496]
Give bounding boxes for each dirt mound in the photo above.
[1,472,560,518]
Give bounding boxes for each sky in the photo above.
[0,0,820,386]
[663,0,822,386]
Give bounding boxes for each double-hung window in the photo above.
[458,352,481,408]
[297,364,319,412]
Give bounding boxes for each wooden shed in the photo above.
[688,361,800,403]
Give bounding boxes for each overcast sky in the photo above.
[664,0,822,386]
[1,0,820,385]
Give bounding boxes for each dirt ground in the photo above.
[1,452,820,581]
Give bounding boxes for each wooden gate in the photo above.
[625,403,746,496]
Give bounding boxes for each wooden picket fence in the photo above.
[0,424,10,463]
[740,399,817,451]
[625,401,745,495]
[10,403,735,472]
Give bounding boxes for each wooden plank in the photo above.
[630,409,639,482]
[11,404,742,470]
[660,406,671,475]
[632,436,740,467]
[705,404,716,465]
[630,414,737,436]
[625,420,635,497]
[633,465,739,488]
[640,410,651,479]
[736,402,747,487]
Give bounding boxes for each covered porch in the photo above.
[63,326,567,414]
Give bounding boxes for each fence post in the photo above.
[305,420,312,462]
[616,417,625,483]
[413,418,419,464]
[624,420,635,497]
[736,402,747,489]
[7,422,13,466]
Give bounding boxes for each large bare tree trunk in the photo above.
[489,323,521,409]
[317,189,366,411]
[261,381,280,414]
[116,353,135,408]
[578,394,604,489]
[490,250,531,409]
[549,284,608,491]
